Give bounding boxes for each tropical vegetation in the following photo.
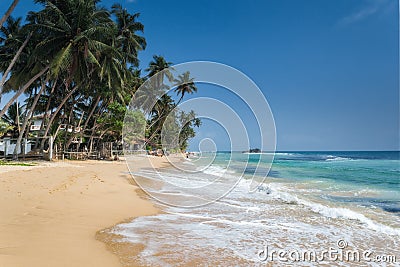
[0,0,200,158]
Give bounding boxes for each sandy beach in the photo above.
[0,156,172,267]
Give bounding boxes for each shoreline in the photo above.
[0,156,176,267]
[96,154,185,267]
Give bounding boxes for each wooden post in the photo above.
[4,138,8,156]
[22,138,27,160]
[49,136,53,161]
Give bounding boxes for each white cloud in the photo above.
[338,0,393,26]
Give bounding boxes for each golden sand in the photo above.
[0,156,173,267]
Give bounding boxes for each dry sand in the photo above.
[0,156,175,267]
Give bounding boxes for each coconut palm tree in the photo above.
[0,16,36,108]
[173,71,197,106]
[146,94,175,145]
[13,75,49,157]
[0,16,33,94]
[1,101,24,137]
[0,13,50,118]
[145,55,173,89]
[111,3,146,66]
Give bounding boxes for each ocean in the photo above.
[110,151,400,266]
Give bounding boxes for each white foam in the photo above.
[275,152,297,156]
[200,165,238,179]
[325,155,352,161]
[270,187,400,236]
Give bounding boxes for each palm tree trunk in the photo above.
[175,95,184,107]
[15,100,20,133]
[64,94,88,150]
[13,77,47,158]
[0,32,32,101]
[42,83,80,138]
[0,66,49,118]
[88,126,97,153]
[40,80,57,130]
[78,95,100,150]
[83,95,100,131]
[0,0,20,28]
[87,101,107,154]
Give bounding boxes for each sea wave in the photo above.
[200,165,238,179]
[267,185,400,236]
[325,155,352,161]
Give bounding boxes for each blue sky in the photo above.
[1,0,399,151]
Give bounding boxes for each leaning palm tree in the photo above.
[0,16,32,96]
[0,16,37,111]
[0,13,49,118]
[146,94,175,144]
[13,75,49,157]
[173,71,197,105]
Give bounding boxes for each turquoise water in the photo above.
[217,151,400,214]
[114,151,400,266]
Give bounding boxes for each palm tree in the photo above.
[1,101,23,137]
[0,15,33,88]
[146,94,175,145]
[0,16,34,107]
[145,55,173,88]
[173,71,197,105]
[111,3,146,66]
[14,75,49,157]
[0,67,49,118]
[0,14,50,118]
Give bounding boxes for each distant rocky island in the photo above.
[243,148,261,153]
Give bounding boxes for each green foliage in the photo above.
[123,110,146,145]
[96,102,127,141]
[0,1,202,155]
[0,159,37,166]
[0,120,12,136]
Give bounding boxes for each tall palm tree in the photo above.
[173,71,197,105]
[145,55,173,88]
[111,3,146,66]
